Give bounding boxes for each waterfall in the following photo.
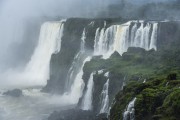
[94,28,105,55]
[65,53,81,91]
[114,25,130,55]
[94,26,116,58]
[100,79,109,114]
[93,21,158,59]
[94,28,100,53]
[1,21,65,88]
[104,72,109,77]
[81,28,86,53]
[123,97,137,120]
[98,69,104,74]
[121,77,126,90]
[65,29,86,90]
[81,72,94,110]
[68,56,92,104]
[24,21,64,86]
[133,23,144,48]
[62,28,93,104]
[149,23,158,50]
[130,24,137,46]
[143,79,146,83]
[142,23,151,50]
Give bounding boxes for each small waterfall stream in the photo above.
[81,72,94,110]
[123,97,137,120]
[100,79,110,114]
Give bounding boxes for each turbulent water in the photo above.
[123,97,137,120]
[0,89,74,120]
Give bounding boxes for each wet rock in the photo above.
[3,89,23,97]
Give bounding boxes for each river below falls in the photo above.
[0,88,75,120]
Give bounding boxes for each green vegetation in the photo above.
[83,42,180,119]
[109,73,180,120]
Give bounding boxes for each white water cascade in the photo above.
[65,29,86,91]
[67,56,92,104]
[81,72,94,110]
[81,28,86,52]
[0,21,67,120]
[123,97,137,120]
[0,21,65,88]
[63,28,93,104]
[24,21,64,86]
[100,79,110,113]
[94,26,116,58]
[93,21,158,59]
[149,23,158,50]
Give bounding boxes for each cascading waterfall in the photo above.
[67,56,92,104]
[142,23,151,50]
[94,28,100,53]
[149,23,158,50]
[123,97,137,120]
[0,21,65,120]
[93,21,158,59]
[81,28,86,53]
[65,53,81,91]
[0,21,65,88]
[133,23,144,48]
[92,21,158,114]
[24,21,64,85]
[93,21,115,58]
[104,71,109,77]
[94,26,116,58]
[114,24,130,55]
[65,28,86,91]
[121,77,126,90]
[130,23,138,46]
[58,21,158,112]
[100,79,110,113]
[63,28,93,104]
[81,72,94,110]
[0,18,163,120]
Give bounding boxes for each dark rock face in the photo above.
[167,73,177,80]
[3,89,23,97]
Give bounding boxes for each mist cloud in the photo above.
[0,0,112,70]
